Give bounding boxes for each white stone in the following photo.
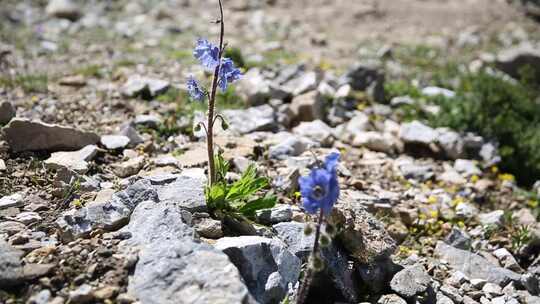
[45,145,98,173]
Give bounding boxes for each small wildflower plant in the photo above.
[186,0,276,216]
[295,152,341,304]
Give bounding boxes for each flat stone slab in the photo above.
[434,242,521,286]
[123,201,254,304]
[44,145,98,173]
[2,118,99,152]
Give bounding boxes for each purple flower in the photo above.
[217,57,242,92]
[187,76,205,101]
[298,152,340,215]
[193,38,220,70]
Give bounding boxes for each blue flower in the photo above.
[193,38,220,70]
[187,76,205,101]
[299,152,340,215]
[217,57,242,92]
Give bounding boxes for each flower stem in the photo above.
[296,208,324,304]
[207,0,225,186]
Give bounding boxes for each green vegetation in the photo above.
[0,74,48,93]
[74,64,103,78]
[206,154,277,217]
[386,68,540,186]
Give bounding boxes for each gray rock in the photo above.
[496,43,540,85]
[352,131,397,154]
[15,212,42,225]
[273,218,363,304]
[101,135,130,150]
[493,248,522,272]
[479,142,501,167]
[292,120,334,147]
[339,63,385,102]
[422,86,456,98]
[2,119,99,153]
[397,162,435,181]
[439,285,462,303]
[256,205,292,224]
[454,159,482,177]
[56,179,159,241]
[117,184,253,304]
[194,218,223,239]
[0,101,15,125]
[119,124,144,146]
[45,0,82,21]
[478,210,505,227]
[237,68,271,105]
[0,192,24,210]
[28,289,52,304]
[283,71,319,96]
[434,242,521,286]
[340,112,371,142]
[133,115,161,129]
[289,91,325,123]
[391,96,415,107]
[69,284,94,304]
[437,128,465,159]
[390,264,431,298]
[436,291,455,304]
[215,236,301,304]
[223,105,276,134]
[154,172,207,213]
[399,120,438,147]
[0,240,24,287]
[121,75,170,98]
[268,136,307,160]
[44,145,98,173]
[445,228,472,250]
[112,156,145,178]
[329,195,396,262]
[377,294,407,304]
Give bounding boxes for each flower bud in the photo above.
[311,254,324,272]
[304,224,314,236]
[220,118,229,130]
[325,223,336,236]
[319,234,331,247]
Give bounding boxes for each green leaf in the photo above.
[238,193,277,216]
[225,165,269,202]
[214,153,230,183]
[206,183,227,211]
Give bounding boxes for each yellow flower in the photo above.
[451,197,464,207]
[491,166,499,174]
[528,200,539,208]
[457,221,465,228]
[427,195,438,204]
[470,175,479,183]
[418,213,427,220]
[430,210,439,219]
[498,173,515,182]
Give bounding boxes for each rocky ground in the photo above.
[2,0,540,304]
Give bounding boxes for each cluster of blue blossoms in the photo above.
[299,152,340,215]
[187,38,242,101]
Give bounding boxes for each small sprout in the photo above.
[304,224,314,236]
[193,123,202,133]
[319,234,330,247]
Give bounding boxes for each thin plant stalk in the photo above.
[296,208,324,304]
[206,0,225,186]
